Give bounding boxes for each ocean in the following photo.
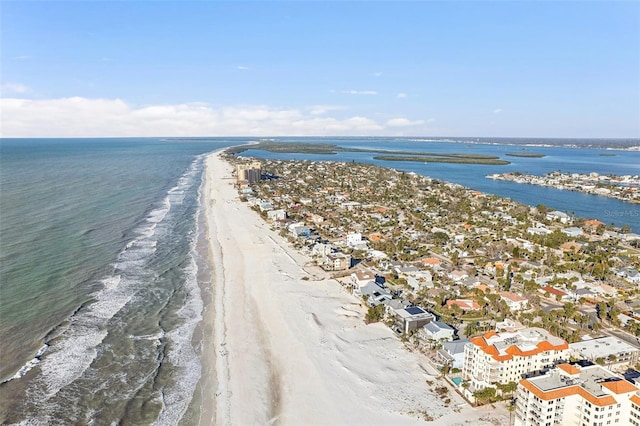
[0,136,638,424]
[0,138,238,424]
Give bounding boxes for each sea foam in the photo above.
[30,155,206,410]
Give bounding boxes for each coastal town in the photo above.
[487,171,640,203]
[229,151,640,426]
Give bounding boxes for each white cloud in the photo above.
[236,65,249,70]
[341,90,378,95]
[15,55,32,60]
[385,118,425,127]
[372,72,383,77]
[493,108,503,114]
[396,92,408,99]
[0,97,399,137]
[307,105,346,115]
[1,83,31,94]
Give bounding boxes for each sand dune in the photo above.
[200,152,507,425]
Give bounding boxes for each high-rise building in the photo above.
[236,161,262,184]
[515,363,640,426]
[463,328,569,391]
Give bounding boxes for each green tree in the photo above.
[496,381,518,398]
[473,387,497,403]
[365,304,385,324]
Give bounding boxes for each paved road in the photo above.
[602,327,640,349]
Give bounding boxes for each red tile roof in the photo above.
[446,299,481,310]
[470,330,568,361]
[541,286,567,297]
[520,379,617,407]
[557,363,581,376]
[601,380,638,395]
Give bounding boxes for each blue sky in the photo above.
[1,1,638,138]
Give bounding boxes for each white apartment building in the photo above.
[515,363,640,426]
[569,336,640,372]
[463,327,569,391]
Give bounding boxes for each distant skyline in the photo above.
[1,1,638,139]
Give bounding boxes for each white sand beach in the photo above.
[199,152,508,425]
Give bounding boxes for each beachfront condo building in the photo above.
[463,327,569,391]
[236,161,262,184]
[514,363,640,426]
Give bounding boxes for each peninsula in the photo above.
[212,152,640,424]
[201,151,504,425]
[487,171,640,203]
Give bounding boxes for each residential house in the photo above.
[495,318,526,333]
[267,209,287,221]
[420,321,456,342]
[359,281,392,305]
[540,286,571,302]
[625,269,640,285]
[546,210,570,223]
[560,241,582,254]
[499,292,529,311]
[584,219,606,233]
[311,243,333,257]
[421,257,443,271]
[351,269,376,289]
[450,270,469,282]
[446,299,482,311]
[561,227,583,237]
[346,232,364,248]
[382,298,412,313]
[405,270,433,291]
[322,252,351,271]
[258,200,274,212]
[527,227,552,236]
[438,339,470,369]
[289,223,311,238]
[392,306,436,334]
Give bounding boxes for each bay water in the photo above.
[0,136,638,424]
[243,137,640,232]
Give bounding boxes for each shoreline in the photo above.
[196,151,508,425]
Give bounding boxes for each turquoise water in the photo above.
[0,138,240,424]
[451,377,463,386]
[0,136,637,424]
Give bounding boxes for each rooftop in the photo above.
[424,320,454,333]
[569,336,640,359]
[395,306,434,320]
[470,327,568,361]
[521,364,637,406]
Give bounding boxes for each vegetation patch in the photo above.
[505,152,546,158]
[228,141,511,165]
[373,155,511,165]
